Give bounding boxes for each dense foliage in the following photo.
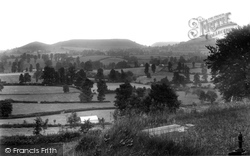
[114,82,180,115]
[97,79,108,102]
[0,100,13,117]
[206,25,250,101]
[79,78,94,102]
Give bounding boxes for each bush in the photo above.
[67,112,80,128]
[0,100,13,117]
[63,84,69,93]
[79,119,94,133]
[75,134,99,154]
[206,90,218,104]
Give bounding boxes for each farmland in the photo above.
[0,57,221,141]
[0,84,219,117]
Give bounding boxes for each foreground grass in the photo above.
[74,102,250,155]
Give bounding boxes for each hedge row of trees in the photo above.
[114,82,181,116]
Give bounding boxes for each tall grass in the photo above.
[73,101,250,155]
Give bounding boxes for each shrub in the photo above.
[67,112,80,128]
[79,119,94,133]
[206,90,218,104]
[75,134,99,155]
[63,84,69,93]
[0,100,13,117]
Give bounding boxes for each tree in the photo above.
[67,66,76,85]
[67,112,80,128]
[11,62,17,72]
[76,56,80,68]
[184,65,190,82]
[74,69,86,87]
[148,83,181,113]
[179,56,186,63]
[42,66,56,85]
[144,63,149,75]
[55,62,63,71]
[84,60,93,71]
[95,68,104,81]
[19,74,24,84]
[79,79,94,102]
[24,73,31,83]
[198,90,207,102]
[151,64,156,73]
[177,62,182,72]
[80,62,85,69]
[29,64,33,72]
[0,100,12,117]
[58,67,66,84]
[34,55,38,63]
[193,73,201,87]
[172,72,186,87]
[79,119,94,133]
[160,76,170,85]
[33,70,43,82]
[36,63,40,71]
[192,62,195,68]
[33,117,43,135]
[120,69,127,82]
[114,82,133,113]
[201,67,208,82]
[108,69,117,82]
[205,25,250,101]
[168,62,173,72]
[63,84,69,93]
[45,60,52,67]
[115,61,128,69]
[206,90,218,104]
[0,80,3,92]
[97,79,108,102]
[17,60,24,72]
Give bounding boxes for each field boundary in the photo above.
[0,92,80,95]
[9,100,110,104]
[0,107,116,119]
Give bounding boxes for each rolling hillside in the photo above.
[8,39,144,54]
[152,42,179,47]
[53,39,144,50]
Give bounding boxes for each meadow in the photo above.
[100,57,126,65]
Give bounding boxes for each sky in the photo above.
[0,0,249,50]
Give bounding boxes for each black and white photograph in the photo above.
[0,0,250,155]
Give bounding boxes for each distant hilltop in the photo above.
[152,42,179,47]
[179,36,216,47]
[8,39,145,54]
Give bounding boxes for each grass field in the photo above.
[100,57,126,65]
[0,84,219,117]
[79,55,109,62]
[0,109,115,126]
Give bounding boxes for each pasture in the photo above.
[0,83,217,117]
[79,55,109,62]
[100,57,126,65]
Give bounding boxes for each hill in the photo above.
[7,39,144,54]
[53,39,144,50]
[11,42,52,54]
[18,42,51,51]
[152,42,179,47]
[179,36,216,47]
